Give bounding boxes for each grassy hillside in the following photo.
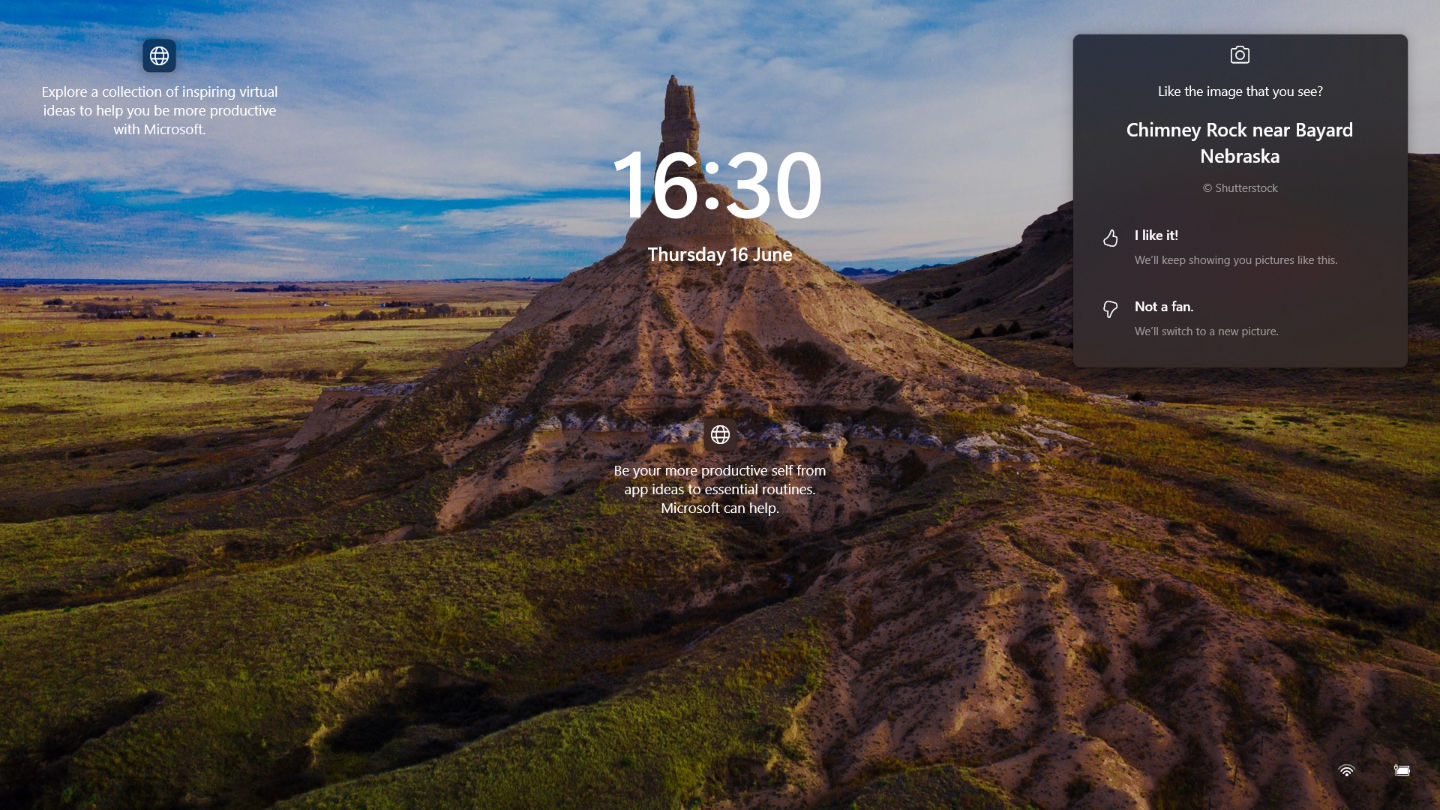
[277,597,829,810]
[0,282,539,522]
[0,480,762,807]
[1412,154,1440,280]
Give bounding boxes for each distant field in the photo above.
[0,281,544,518]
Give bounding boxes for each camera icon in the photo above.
[1230,45,1250,65]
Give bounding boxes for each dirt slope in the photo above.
[871,203,1073,337]
[275,77,1053,529]
[783,482,1440,809]
[1411,154,1440,281]
[470,77,1034,421]
[875,154,1438,336]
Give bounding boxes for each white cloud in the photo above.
[440,200,633,240]
[1,0,1436,273]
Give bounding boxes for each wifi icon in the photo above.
[1338,763,1357,778]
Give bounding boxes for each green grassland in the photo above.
[0,282,537,451]
[1411,276,1440,325]
[0,479,759,808]
[1028,390,1440,649]
[0,282,539,516]
[2,279,1439,808]
[837,763,1021,810]
[0,282,832,806]
[277,597,830,810]
[971,324,1440,650]
[1173,402,1439,483]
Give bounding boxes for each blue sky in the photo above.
[1,0,1436,280]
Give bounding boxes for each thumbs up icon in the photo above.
[1103,229,1119,248]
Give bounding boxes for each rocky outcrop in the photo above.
[487,78,1042,420]
[268,382,419,474]
[657,75,702,180]
[871,203,1074,336]
[624,78,783,251]
[410,78,1064,526]
[766,487,1440,810]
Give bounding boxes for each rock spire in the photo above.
[658,75,702,179]
[624,76,779,250]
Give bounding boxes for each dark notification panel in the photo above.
[1074,35,1407,367]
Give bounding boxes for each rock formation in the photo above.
[75,84,1436,810]
[279,77,1055,531]
[412,78,1062,526]
[872,202,1075,336]
[486,77,1039,418]
[624,78,782,251]
[657,75,701,179]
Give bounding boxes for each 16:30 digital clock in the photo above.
[614,151,821,220]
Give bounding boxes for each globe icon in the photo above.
[709,424,731,445]
[149,46,170,66]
